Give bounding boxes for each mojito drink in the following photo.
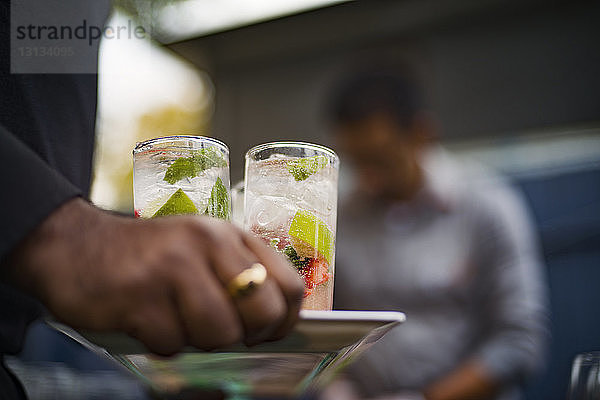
[133,136,231,220]
[244,142,339,310]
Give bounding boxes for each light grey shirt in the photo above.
[334,149,549,399]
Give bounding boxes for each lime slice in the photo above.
[152,188,198,218]
[287,156,328,181]
[288,210,334,264]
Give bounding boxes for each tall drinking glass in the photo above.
[133,136,231,220]
[568,352,600,400]
[244,142,339,310]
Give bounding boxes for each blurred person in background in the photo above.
[0,1,303,398]
[321,65,549,400]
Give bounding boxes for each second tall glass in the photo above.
[244,142,339,310]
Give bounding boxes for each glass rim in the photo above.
[133,135,229,154]
[245,141,339,163]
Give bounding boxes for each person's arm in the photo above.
[425,183,549,400]
[422,359,497,400]
[4,196,305,354]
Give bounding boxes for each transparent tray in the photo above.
[50,310,405,398]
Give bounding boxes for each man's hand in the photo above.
[423,359,498,400]
[5,198,304,355]
[319,379,425,400]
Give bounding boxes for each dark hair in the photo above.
[328,65,424,128]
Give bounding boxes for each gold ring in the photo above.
[227,263,267,299]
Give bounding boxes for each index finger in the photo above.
[242,232,304,340]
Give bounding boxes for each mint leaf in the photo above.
[163,157,197,185]
[287,156,328,181]
[152,188,198,218]
[163,148,227,184]
[204,177,230,220]
[283,245,310,271]
[194,147,228,170]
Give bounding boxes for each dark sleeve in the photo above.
[0,125,72,355]
[0,124,82,261]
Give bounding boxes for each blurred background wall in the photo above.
[168,0,600,182]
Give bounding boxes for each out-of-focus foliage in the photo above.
[90,8,214,213]
[112,0,186,38]
[94,105,210,213]
[137,104,210,139]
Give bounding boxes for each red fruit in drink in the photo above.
[298,257,330,297]
[307,257,330,287]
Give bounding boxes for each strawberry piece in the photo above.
[298,257,330,296]
[308,257,330,287]
[134,209,141,218]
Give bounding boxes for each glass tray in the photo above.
[50,310,405,398]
